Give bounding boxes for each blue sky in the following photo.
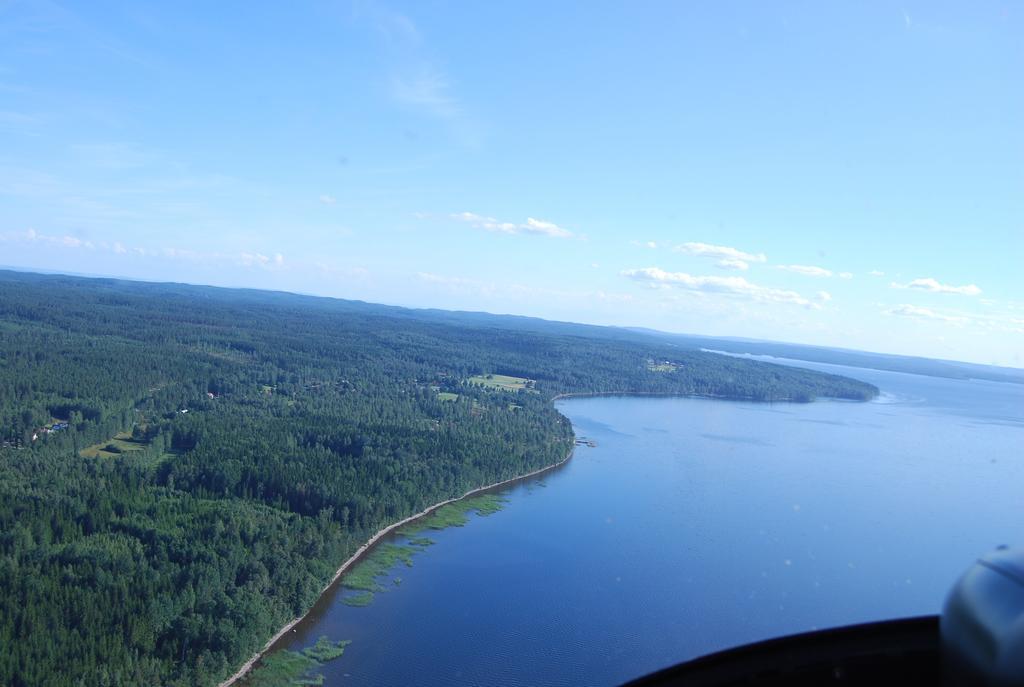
[1,1,1021,367]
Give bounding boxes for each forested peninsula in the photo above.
[0,270,877,686]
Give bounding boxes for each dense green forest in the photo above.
[0,270,877,686]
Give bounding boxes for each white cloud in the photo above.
[839,272,853,280]
[673,242,767,266]
[238,252,286,270]
[776,264,833,278]
[868,270,885,277]
[716,257,749,271]
[3,228,94,249]
[621,267,818,308]
[319,194,337,205]
[451,212,574,239]
[891,277,982,296]
[61,236,92,249]
[885,304,968,325]
[524,217,573,238]
[418,271,474,286]
[240,252,270,266]
[817,291,832,302]
[5,229,289,272]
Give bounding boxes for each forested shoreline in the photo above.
[0,270,877,686]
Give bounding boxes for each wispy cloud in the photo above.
[891,277,982,296]
[3,228,287,271]
[621,267,818,308]
[2,228,95,249]
[239,252,285,269]
[716,257,750,271]
[451,212,574,238]
[417,271,478,287]
[885,304,968,325]
[868,270,885,277]
[319,194,337,205]
[391,70,460,119]
[776,264,833,278]
[672,242,767,271]
[366,7,481,146]
[884,303,1023,333]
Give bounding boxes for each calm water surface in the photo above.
[276,360,1024,686]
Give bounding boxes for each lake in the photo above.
[269,359,1024,686]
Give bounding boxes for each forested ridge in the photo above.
[0,270,877,686]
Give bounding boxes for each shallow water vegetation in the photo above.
[243,637,349,686]
[341,591,375,607]
[342,544,417,592]
[339,494,509,608]
[303,637,352,662]
[402,494,508,535]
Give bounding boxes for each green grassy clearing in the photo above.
[80,431,148,459]
[646,360,680,372]
[467,374,535,392]
[436,391,459,402]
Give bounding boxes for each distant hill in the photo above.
[622,327,1024,386]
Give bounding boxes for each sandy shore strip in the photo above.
[218,445,576,687]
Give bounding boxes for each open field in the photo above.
[646,360,681,373]
[467,374,535,391]
[80,431,148,458]
[436,392,459,402]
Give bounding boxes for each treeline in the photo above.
[0,270,876,686]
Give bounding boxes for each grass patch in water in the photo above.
[406,535,434,547]
[342,544,416,592]
[303,637,352,662]
[338,494,508,608]
[341,591,375,607]
[401,494,507,535]
[243,637,350,686]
